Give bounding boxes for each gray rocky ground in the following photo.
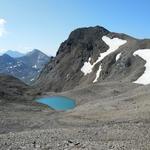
[1,81,150,149]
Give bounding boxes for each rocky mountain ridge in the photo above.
[35,26,150,92]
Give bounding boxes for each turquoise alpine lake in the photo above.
[36,96,76,111]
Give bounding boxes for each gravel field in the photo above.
[1,82,150,149]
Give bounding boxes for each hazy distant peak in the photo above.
[1,53,14,59]
[26,49,48,57]
[4,50,24,58]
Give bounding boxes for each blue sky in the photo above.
[0,0,150,56]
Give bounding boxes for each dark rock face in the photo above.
[0,74,32,102]
[36,26,110,92]
[35,26,150,92]
[0,49,50,84]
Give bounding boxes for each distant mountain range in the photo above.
[0,49,50,84]
[0,50,25,58]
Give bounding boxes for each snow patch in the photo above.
[32,65,37,68]
[93,65,102,83]
[116,53,121,61]
[81,36,127,82]
[81,57,93,75]
[93,36,126,82]
[133,49,150,85]
[30,78,35,81]
[102,36,127,53]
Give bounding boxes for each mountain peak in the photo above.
[2,53,12,58]
[35,26,150,92]
[56,26,110,56]
[26,49,47,57]
[1,53,14,60]
[69,26,109,40]
[4,50,24,58]
[32,49,41,53]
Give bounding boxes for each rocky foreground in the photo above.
[1,124,150,150]
[1,81,150,149]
